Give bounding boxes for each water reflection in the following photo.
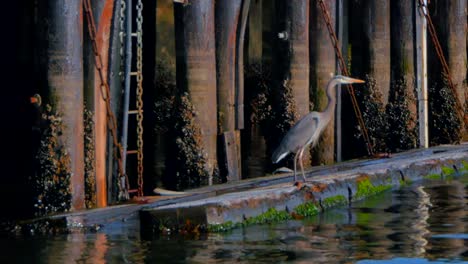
[1,177,468,263]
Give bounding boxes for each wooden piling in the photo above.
[445,0,467,117]
[310,0,336,165]
[174,0,218,179]
[37,0,85,210]
[359,0,391,105]
[247,0,262,66]
[389,0,418,143]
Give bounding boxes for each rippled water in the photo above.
[1,175,468,263]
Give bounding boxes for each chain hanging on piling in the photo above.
[317,0,375,156]
[136,0,144,197]
[83,0,129,200]
[119,0,126,82]
[417,0,466,126]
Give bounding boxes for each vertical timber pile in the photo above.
[391,0,416,110]
[310,0,336,165]
[215,0,243,181]
[388,0,417,148]
[428,1,467,142]
[37,0,85,210]
[446,1,467,135]
[247,0,262,66]
[362,0,391,105]
[275,0,311,165]
[174,0,217,182]
[284,1,310,121]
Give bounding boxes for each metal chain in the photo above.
[136,0,144,197]
[83,0,129,201]
[417,0,466,125]
[119,0,126,82]
[317,0,375,156]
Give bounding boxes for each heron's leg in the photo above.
[298,148,306,182]
[293,152,299,182]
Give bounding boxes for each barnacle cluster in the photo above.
[354,75,388,154]
[429,73,463,144]
[83,107,96,209]
[33,104,72,216]
[163,93,210,190]
[386,77,418,152]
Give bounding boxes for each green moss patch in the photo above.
[354,177,391,200]
[424,173,441,180]
[294,202,320,217]
[322,195,347,208]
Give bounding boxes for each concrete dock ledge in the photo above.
[6,144,467,236]
[140,144,468,235]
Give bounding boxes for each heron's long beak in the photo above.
[346,77,365,84]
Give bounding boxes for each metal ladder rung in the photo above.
[128,110,143,115]
[130,72,138,76]
[131,32,138,37]
[127,150,138,155]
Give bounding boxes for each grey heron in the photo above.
[272,75,365,182]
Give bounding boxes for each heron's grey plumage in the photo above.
[272,75,365,182]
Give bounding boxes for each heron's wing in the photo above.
[281,112,320,152]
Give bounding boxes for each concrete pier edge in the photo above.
[139,144,467,235]
[6,144,468,236]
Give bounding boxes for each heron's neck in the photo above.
[323,78,339,118]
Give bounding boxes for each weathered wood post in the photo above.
[37,0,85,210]
[266,0,311,169]
[310,0,336,165]
[247,0,262,66]
[283,0,310,121]
[388,0,418,150]
[427,0,466,143]
[445,1,467,136]
[174,0,218,183]
[362,0,391,105]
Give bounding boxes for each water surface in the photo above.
[1,176,468,263]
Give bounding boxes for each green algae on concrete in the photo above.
[424,173,441,180]
[441,165,456,176]
[321,195,347,208]
[208,207,293,232]
[294,202,320,217]
[354,177,392,200]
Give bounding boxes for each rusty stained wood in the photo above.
[310,0,336,165]
[174,0,218,177]
[37,0,85,210]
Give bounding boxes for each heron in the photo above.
[272,75,365,182]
